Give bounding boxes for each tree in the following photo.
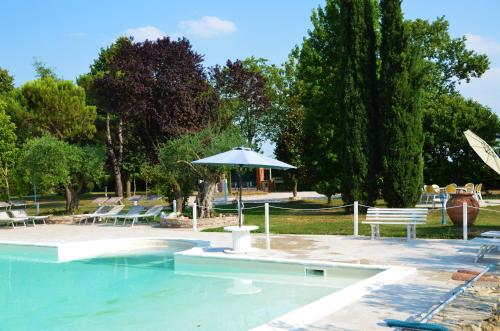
[337,0,378,207]
[0,109,17,200]
[85,37,217,197]
[273,51,306,198]
[212,59,271,147]
[14,76,96,143]
[379,0,425,207]
[297,0,342,202]
[18,135,105,212]
[423,94,500,186]
[0,67,14,94]
[158,126,245,217]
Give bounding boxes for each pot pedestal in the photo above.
[224,225,259,253]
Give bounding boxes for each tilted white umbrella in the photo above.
[464,130,500,175]
[192,147,295,227]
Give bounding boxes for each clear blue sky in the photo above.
[1,0,499,115]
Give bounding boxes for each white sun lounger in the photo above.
[0,211,29,228]
[102,206,145,226]
[10,210,49,225]
[480,231,500,239]
[72,205,110,224]
[115,205,164,227]
[473,237,499,262]
[90,205,125,225]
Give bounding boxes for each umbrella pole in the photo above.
[238,168,243,227]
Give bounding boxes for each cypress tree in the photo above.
[379,0,424,207]
[337,0,378,208]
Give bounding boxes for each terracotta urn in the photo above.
[446,193,480,226]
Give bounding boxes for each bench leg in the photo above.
[406,224,411,241]
[370,225,375,240]
[413,224,417,239]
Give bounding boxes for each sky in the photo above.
[1,0,499,154]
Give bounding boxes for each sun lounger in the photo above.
[102,206,145,226]
[118,205,164,227]
[72,205,110,224]
[10,209,49,225]
[0,202,10,210]
[91,197,109,205]
[385,319,448,331]
[90,205,125,225]
[105,197,123,205]
[0,211,29,228]
[480,231,500,238]
[472,237,499,262]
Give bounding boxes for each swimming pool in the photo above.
[0,239,408,330]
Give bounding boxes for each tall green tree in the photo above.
[0,67,14,94]
[298,0,342,202]
[0,110,17,200]
[12,76,96,143]
[423,94,500,186]
[337,0,378,207]
[18,135,105,212]
[379,0,424,207]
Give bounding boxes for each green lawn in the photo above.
[203,198,500,239]
[9,193,500,239]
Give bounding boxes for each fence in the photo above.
[182,200,498,240]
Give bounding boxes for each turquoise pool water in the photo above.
[0,243,381,330]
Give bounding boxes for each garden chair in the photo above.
[474,183,483,201]
[0,202,10,210]
[464,183,474,193]
[425,184,439,207]
[445,183,457,198]
[10,209,49,225]
[90,205,125,225]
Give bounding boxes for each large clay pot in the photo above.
[446,193,480,226]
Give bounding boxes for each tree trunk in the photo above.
[145,181,148,198]
[175,190,184,214]
[196,180,217,218]
[2,168,10,201]
[125,177,131,198]
[106,113,124,197]
[64,186,80,213]
[327,195,332,204]
[292,178,298,198]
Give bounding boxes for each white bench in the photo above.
[364,208,428,240]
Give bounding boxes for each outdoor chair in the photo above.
[89,205,125,225]
[72,205,110,224]
[0,211,29,228]
[425,185,439,207]
[123,205,164,227]
[445,183,457,198]
[0,202,10,210]
[474,183,483,201]
[91,197,109,206]
[105,197,124,205]
[464,183,474,193]
[102,205,145,226]
[10,209,49,225]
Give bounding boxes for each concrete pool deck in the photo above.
[0,224,497,330]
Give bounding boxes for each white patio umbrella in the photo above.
[192,147,295,227]
[464,130,500,175]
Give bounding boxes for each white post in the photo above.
[462,202,468,241]
[354,201,359,237]
[173,199,177,213]
[193,203,197,232]
[265,203,269,234]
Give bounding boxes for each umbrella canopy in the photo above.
[464,130,500,175]
[192,147,296,170]
[192,147,295,227]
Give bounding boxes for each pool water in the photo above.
[0,244,380,330]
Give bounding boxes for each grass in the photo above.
[7,192,500,239]
[203,198,500,239]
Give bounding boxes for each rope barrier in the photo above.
[268,204,353,211]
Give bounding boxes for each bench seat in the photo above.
[363,208,428,240]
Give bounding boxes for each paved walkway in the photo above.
[0,225,496,330]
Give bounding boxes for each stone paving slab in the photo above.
[0,224,496,330]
